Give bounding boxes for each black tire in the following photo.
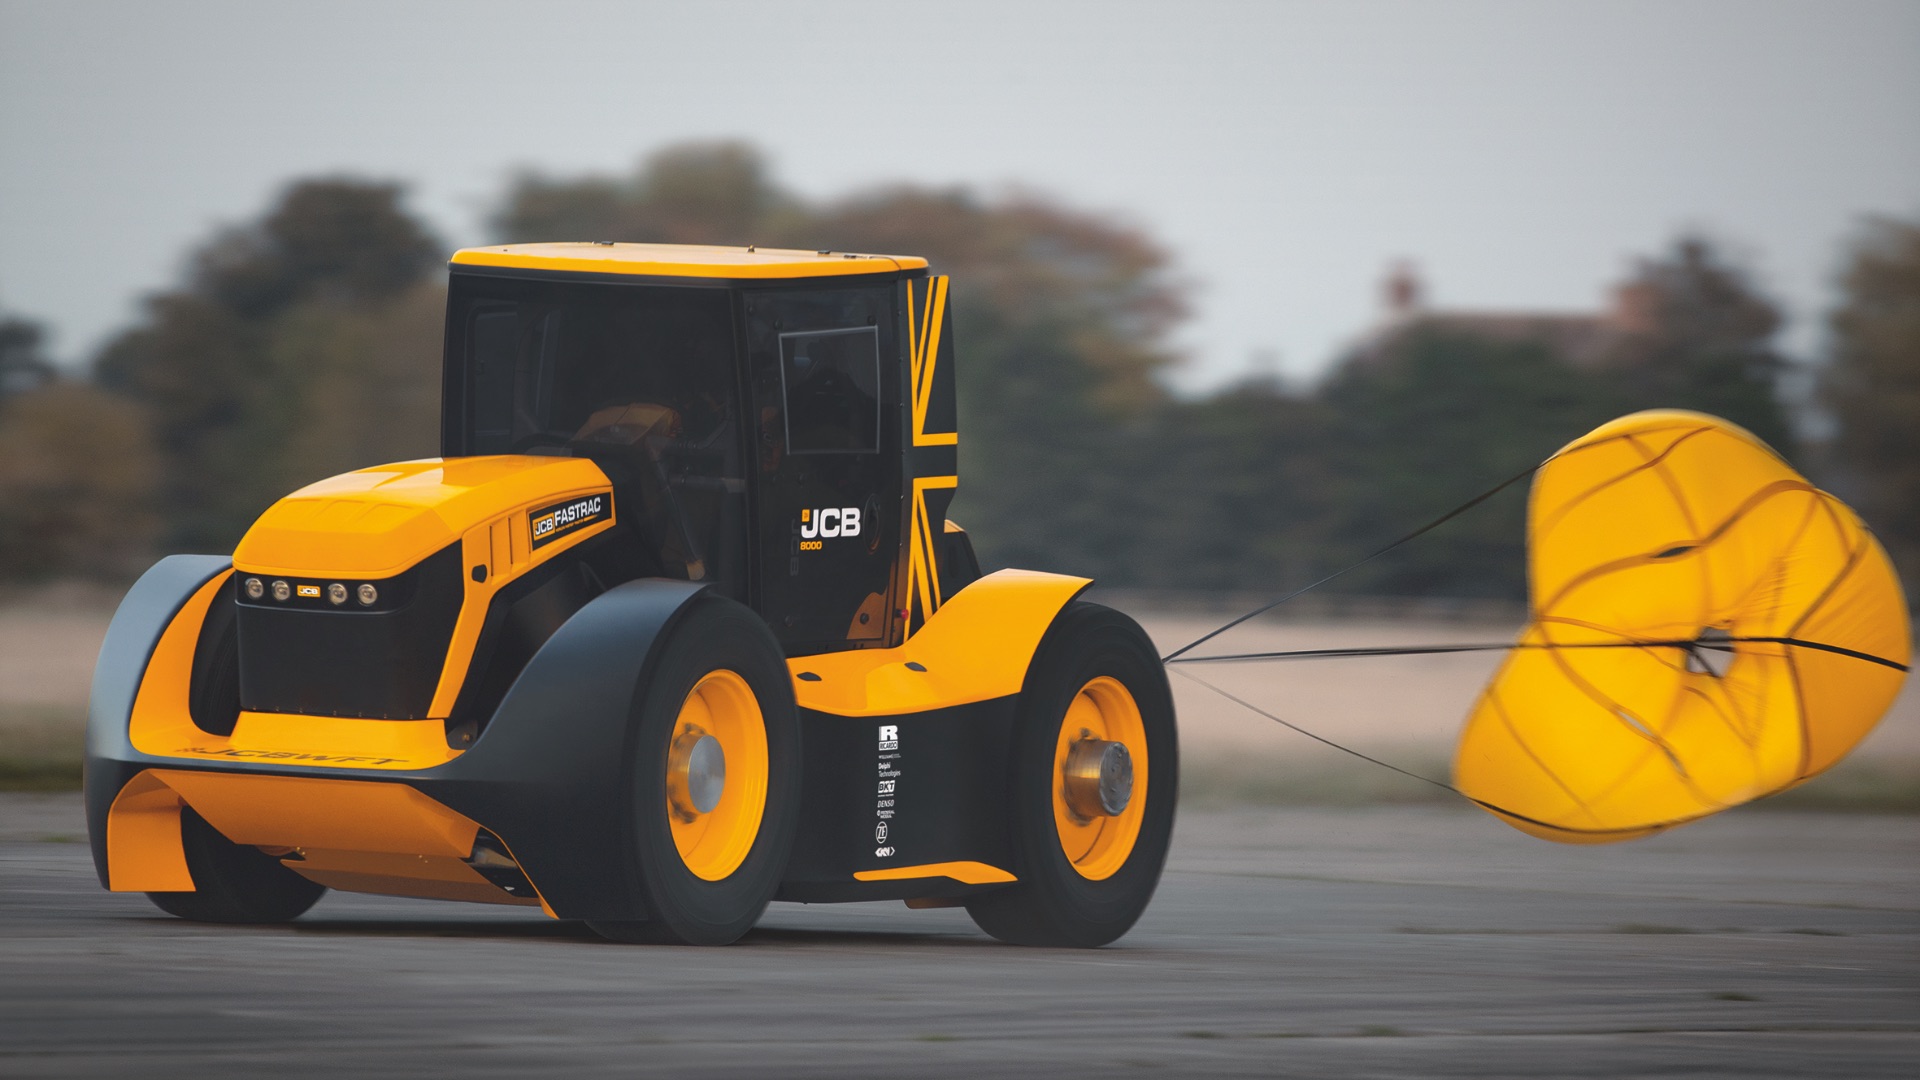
[966,602,1177,947]
[145,807,326,924]
[588,595,800,945]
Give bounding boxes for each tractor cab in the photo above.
[441,243,972,655]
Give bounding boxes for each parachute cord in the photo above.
[1166,665,1463,799]
[1166,636,1908,671]
[1168,665,1641,834]
[1159,462,1542,663]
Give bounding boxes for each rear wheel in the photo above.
[588,596,799,945]
[145,807,326,924]
[967,602,1177,947]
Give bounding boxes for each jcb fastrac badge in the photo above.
[530,491,612,549]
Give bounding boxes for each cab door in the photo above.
[742,284,903,654]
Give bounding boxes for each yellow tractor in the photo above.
[87,243,1177,945]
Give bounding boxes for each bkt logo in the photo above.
[800,507,861,539]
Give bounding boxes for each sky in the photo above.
[2,0,1917,391]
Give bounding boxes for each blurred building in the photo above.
[1353,261,1655,369]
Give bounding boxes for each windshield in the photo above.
[444,273,746,585]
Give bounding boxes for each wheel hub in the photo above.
[669,731,726,818]
[1063,738,1133,820]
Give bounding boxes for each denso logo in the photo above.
[800,507,861,539]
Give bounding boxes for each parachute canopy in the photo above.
[1454,410,1911,843]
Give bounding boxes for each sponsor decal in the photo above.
[799,506,862,541]
[181,747,408,766]
[874,722,901,859]
[529,491,611,549]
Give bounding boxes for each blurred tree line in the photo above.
[1,143,1914,603]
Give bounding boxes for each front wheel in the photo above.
[145,807,326,924]
[588,595,800,945]
[967,602,1177,947]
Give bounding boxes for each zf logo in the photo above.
[800,507,861,539]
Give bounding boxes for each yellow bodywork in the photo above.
[790,569,1090,717]
[452,242,927,280]
[233,455,616,718]
[127,570,460,770]
[1454,410,1911,843]
[108,567,537,906]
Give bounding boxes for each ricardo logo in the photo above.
[530,492,611,549]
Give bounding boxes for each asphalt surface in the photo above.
[0,793,1913,1079]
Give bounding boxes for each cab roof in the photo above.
[450,242,928,281]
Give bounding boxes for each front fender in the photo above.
[85,555,233,888]
[423,577,709,919]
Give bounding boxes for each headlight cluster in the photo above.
[242,577,377,606]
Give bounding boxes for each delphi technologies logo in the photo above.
[798,507,861,551]
[530,491,612,549]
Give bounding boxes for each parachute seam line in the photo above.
[1159,463,1541,662]
[1631,431,1705,540]
[1629,433,1716,634]
[1487,681,1606,825]
[1764,495,1827,633]
[1786,502,1868,640]
[1534,480,1815,615]
[1693,669,1760,752]
[1533,425,1714,542]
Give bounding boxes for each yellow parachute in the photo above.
[1454,410,1911,843]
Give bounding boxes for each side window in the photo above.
[780,327,880,454]
[468,306,519,448]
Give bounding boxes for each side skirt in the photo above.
[776,697,1018,903]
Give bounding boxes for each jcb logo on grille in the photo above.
[800,507,861,539]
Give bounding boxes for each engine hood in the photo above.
[233,456,614,578]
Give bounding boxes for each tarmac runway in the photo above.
[0,792,1913,1079]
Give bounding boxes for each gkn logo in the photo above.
[800,507,861,539]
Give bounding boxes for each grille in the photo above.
[235,545,465,719]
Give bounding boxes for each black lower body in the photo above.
[779,698,1019,903]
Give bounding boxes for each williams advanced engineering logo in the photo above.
[530,492,612,549]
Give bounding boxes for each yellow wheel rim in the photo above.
[1052,676,1148,881]
[666,670,768,881]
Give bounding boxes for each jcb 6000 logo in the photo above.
[800,507,861,540]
